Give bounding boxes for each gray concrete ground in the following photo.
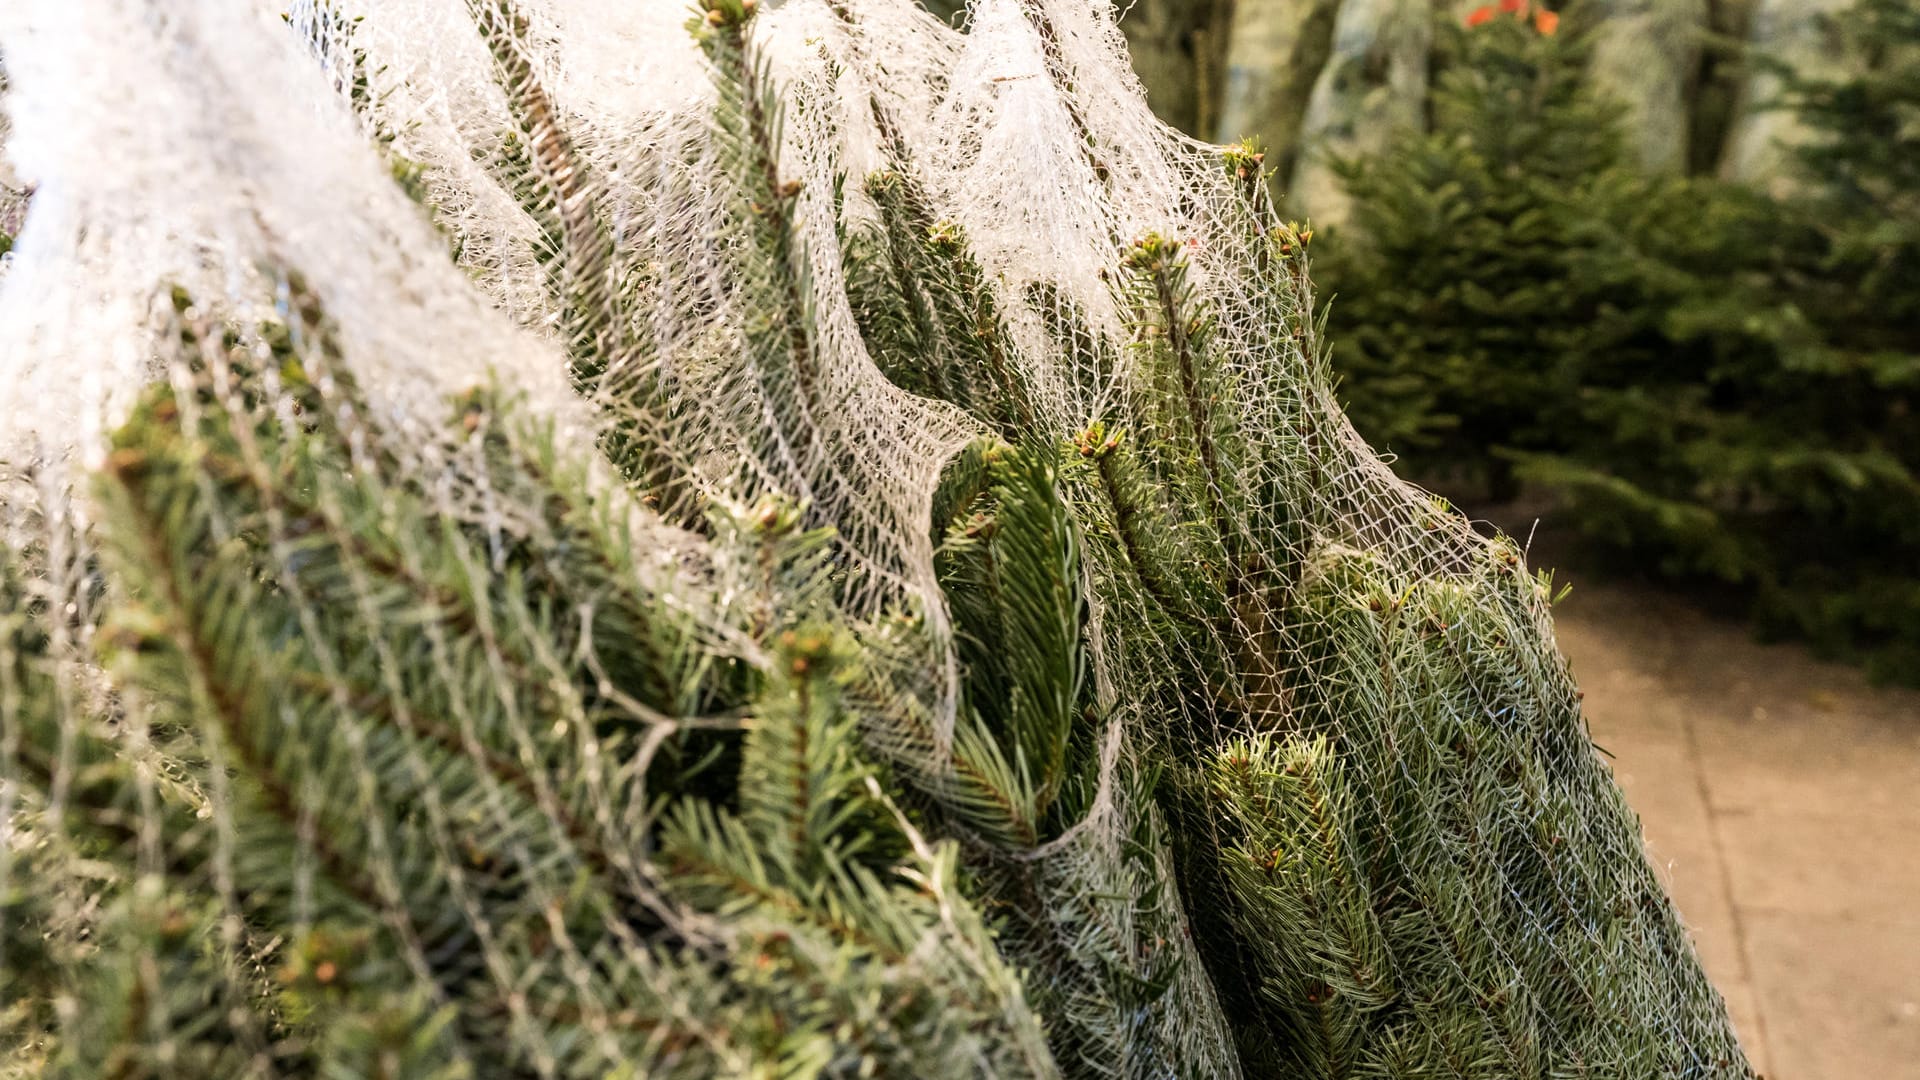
[1552,583,1920,1080]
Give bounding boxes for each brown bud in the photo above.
[104,447,148,480]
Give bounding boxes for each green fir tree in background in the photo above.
[1737,0,1920,671]
[1553,0,1920,679]
[1320,0,1920,681]
[1314,2,1616,498]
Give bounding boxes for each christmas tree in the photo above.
[1313,2,1621,497]
[0,1,1750,1077]
[1506,0,1920,679]
[1321,0,1920,681]
[1752,0,1920,672]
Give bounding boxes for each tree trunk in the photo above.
[1217,0,1344,183]
[1720,0,1851,191]
[1589,0,1710,172]
[1118,0,1237,139]
[1107,0,1878,193]
[1289,0,1432,221]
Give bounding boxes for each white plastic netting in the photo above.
[0,0,1751,1077]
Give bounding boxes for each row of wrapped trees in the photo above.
[0,0,1750,1076]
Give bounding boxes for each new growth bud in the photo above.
[1074,421,1124,460]
[1221,138,1266,181]
[746,494,805,538]
[777,626,839,679]
[1123,232,1187,275]
[927,220,964,251]
[695,0,755,31]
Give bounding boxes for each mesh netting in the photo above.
[0,0,1751,1077]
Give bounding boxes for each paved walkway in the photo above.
[1552,583,1920,1080]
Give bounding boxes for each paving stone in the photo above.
[1717,809,1920,921]
[1551,581,1920,1079]
[1743,911,1920,1080]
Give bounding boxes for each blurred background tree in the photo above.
[1308,6,1621,497]
[1004,0,1860,219]
[1319,0,1920,680]
[1050,0,1917,679]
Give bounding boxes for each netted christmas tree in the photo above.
[0,0,1750,1077]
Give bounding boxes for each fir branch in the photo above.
[466,0,607,325]
[859,173,1035,435]
[1074,422,1210,629]
[1114,233,1291,720]
[1017,0,1112,187]
[1120,233,1234,554]
[466,0,698,521]
[694,1,823,419]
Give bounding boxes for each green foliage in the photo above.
[1316,9,1621,495]
[1785,0,1920,238]
[926,441,1201,1077]
[1207,543,1746,1077]
[0,275,1052,1077]
[1508,177,1920,673]
[936,443,1093,841]
[1,1,1757,1077]
[1321,0,1920,681]
[1744,0,1920,672]
[1525,0,1920,680]
[843,92,1742,1068]
[466,0,695,521]
[845,174,1033,436]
